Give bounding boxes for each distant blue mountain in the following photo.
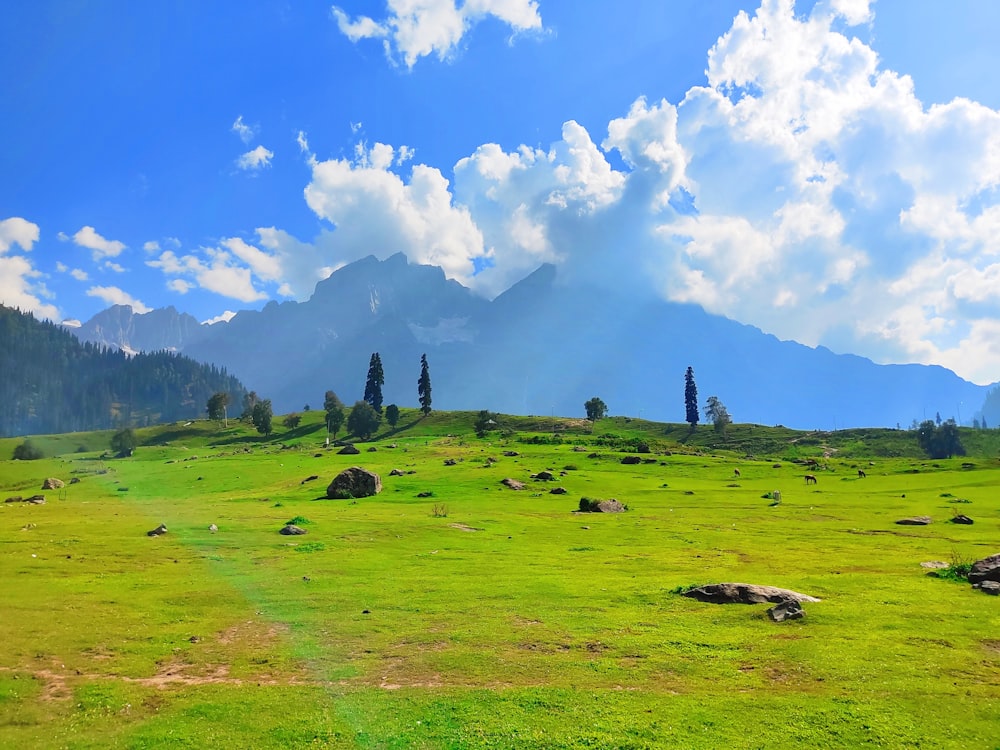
[72,253,993,429]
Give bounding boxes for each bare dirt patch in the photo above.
[448,523,482,532]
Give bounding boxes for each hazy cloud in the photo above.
[332,0,543,68]
[232,115,256,144]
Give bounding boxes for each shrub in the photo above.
[286,516,311,526]
[431,503,448,518]
[12,439,44,460]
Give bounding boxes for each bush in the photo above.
[286,516,311,526]
[578,497,601,512]
[12,439,43,460]
[110,428,137,456]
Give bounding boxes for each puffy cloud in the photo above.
[103,261,125,273]
[236,145,274,171]
[0,254,59,320]
[0,217,40,253]
[73,226,126,260]
[71,268,89,281]
[143,240,160,252]
[332,0,543,68]
[146,246,270,303]
[86,285,151,313]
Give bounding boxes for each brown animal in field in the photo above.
[804,474,817,485]
[733,468,741,478]
[857,469,866,478]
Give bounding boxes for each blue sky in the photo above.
[3,0,1000,384]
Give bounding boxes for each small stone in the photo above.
[949,514,973,525]
[768,600,805,622]
[895,516,931,525]
[147,523,168,537]
[280,524,307,536]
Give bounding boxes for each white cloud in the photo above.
[202,310,237,325]
[236,145,274,171]
[0,254,59,320]
[86,285,150,313]
[232,115,256,144]
[71,268,89,281]
[56,261,68,272]
[143,240,160,252]
[168,279,193,294]
[0,217,39,253]
[103,261,125,273]
[147,248,268,303]
[332,0,543,68]
[73,226,126,260]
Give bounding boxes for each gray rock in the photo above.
[42,478,64,490]
[503,451,519,457]
[620,456,642,465]
[26,495,46,505]
[895,516,932,525]
[682,583,821,605]
[501,478,525,490]
[443,458,457,466]
[337,444,361,455]
[69,477,81,484]
[147,523,168,537]
[595,499,626,513]
[968,553,1000,584]
[949,514,974,525]
[533,471,556,481]
[767,600,805,622]
[550,487,568,495]
[389,469,405,476]
[327,467,382,498]
[974,580,1000,595]
[280,524,307,535]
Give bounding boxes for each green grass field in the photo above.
[1,411,998,748]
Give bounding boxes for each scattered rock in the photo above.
[41,478,64,490]
[501,478,525,490]
[587,453,600,459]
[503,451,519,457]
[337,444,361,455]
[389,469,405,477]
[968,553,1000,585]
[416,491,434,498]
[533,471,556,481]
[595,499,625,513]
[920,561,949,569]
[4,496,23,503]
[280,524,307,536]
[573,446,587,452]
[975,581,1000,595]
[949,514,974,525]
[443,458,457,466]
[327,467,382,499]
[768,600,805,622]
[896,516,932,525]
[620,456,642,465]
[314,453,323,458]
[682,583,821,605]
[550,487,568,495]
[147,523,168,537]
[301,475,319,484]
[209,524,218,533]
[26,495,46,505]
[69,477,81,484]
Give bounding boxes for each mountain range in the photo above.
[66,253,996,430]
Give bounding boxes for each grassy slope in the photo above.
[0,411,998,748]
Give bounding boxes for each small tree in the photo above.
[283,413,302,430]
[111,428,137,456]
[251,399,273,436]
[324,390,345,438]
[12,439,44,460]
[207,392,230,426]
[916,418,965,459]
[364,353,385,414]
[584,397,608,422]
[348,400,381,439]
[474,409,500,437]
[704,396,732,434]
[684,367,699,427]
[385,404,400,428]
[241,391,259,421]
[418,353,432,415]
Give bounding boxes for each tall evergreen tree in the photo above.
[363,353,384,414]
[417,353,432,415]
[684,367,699,427]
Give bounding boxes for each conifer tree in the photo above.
[418,353,432,415]
[684,367,699,427]
[364,353,384,414]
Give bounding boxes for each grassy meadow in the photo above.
[1,410,998,748]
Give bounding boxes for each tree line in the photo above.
[0,305,245,437]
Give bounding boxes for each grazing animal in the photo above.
[857,469,866,479]
[804,474,817,485]
[733,468,741,478]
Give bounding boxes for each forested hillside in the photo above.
[0,306,245,437]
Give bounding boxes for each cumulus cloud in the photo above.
[146,245,271,303]
[236,145,274,171]
[332,0,543,68]
[0,217,40,253]
[71,268,89,281]
[86,285,150,313]
[73,226,126,260]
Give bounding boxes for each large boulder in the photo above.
[280,524,307,535]
[896,516,932,525]
[42,478,64,490]
[968,553,1000,584]
[327,467,381,499]
[337,444,361,455]
[682,583,821,605]
[949,514,974,525]
[975,581,1000,595]
[595,499,625,513]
